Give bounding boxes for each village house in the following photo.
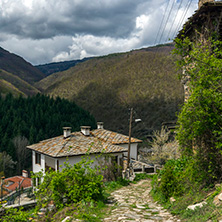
[1,170,32,199]
[27,122,142,178]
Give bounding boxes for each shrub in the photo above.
[149,127,180,165]
[174,37,222,183]
[0,207,33,222]
[34,157,104,210]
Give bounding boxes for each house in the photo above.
[2,170,32,198]
[27,122,142,177]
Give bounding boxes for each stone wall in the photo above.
[198,0,215,9]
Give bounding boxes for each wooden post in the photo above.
[142,164,145,173]
[1,176,5,201]
[127,108,133,169]
[18,181,21,206]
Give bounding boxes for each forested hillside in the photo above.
[0,47,45,83]
[0,69,40,97]
[0,94,96,176]
[37,44,184,137]
[0,46,46,97]
[35,57,90,76]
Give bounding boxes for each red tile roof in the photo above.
[3,176,32,192]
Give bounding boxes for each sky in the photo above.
[0,0,199,65]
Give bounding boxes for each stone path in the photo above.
[103,179,181,222]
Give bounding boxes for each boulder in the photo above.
[187,201,207,210]
[170,197,176,204]
[213,192,222,206]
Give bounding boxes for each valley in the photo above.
[0,44,183,137]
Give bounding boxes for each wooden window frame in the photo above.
[35,152,41,165]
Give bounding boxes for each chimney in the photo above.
[81,126,91,136]
[63,127,72,139]
[198,0,214,9]
[97,122,104,129]
[22,170,28,178]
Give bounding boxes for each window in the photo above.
[57,160,59,171]
[35,152,41,165]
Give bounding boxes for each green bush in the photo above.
[158,159,185,199]
[151,157,203,201]
[34,157,104,210]
[0,207,34,222]
[174,37,222,183]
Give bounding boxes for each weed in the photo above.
[134,173,154,182]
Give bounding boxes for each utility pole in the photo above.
[1,176,5,202]
[18,181,21,206]
[127,108,133,169]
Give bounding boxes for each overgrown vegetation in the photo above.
[0,157,131,221]
[151,37,222,221]
[0,93,96,176]
[34,158,104,210]
[175,37,222,184]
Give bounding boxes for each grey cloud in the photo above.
[0,0,146,39]
[0,35,73,65]
[0,0,199,64]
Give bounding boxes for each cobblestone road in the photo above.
[103,179,181,222]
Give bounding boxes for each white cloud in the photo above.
[0,0,199,64]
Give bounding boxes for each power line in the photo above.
[158,0,176,44]
[153,0,171,46]
[173,0,193,39]
[166,0,184,42]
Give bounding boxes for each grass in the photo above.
[103,178,130,195]
[143,203,150,209]
[131,203,137,208]
[151,176,222,222]
[133,173,155,182]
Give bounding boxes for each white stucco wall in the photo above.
[121,143,138,160]
[32,150,124,176]
[57,153,123,171]
[32,151,45,174]
[45,155,56,169]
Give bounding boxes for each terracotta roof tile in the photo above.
[3,176,32,192]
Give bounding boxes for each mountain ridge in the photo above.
[36,44,184,137]
[0,47,45,96]
[0,47,45,84]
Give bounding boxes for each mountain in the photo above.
[35,58,90,76]
[0,47,45,84]
[0,69,40,97]
[36,44,184,137]
[0,47,45,96]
